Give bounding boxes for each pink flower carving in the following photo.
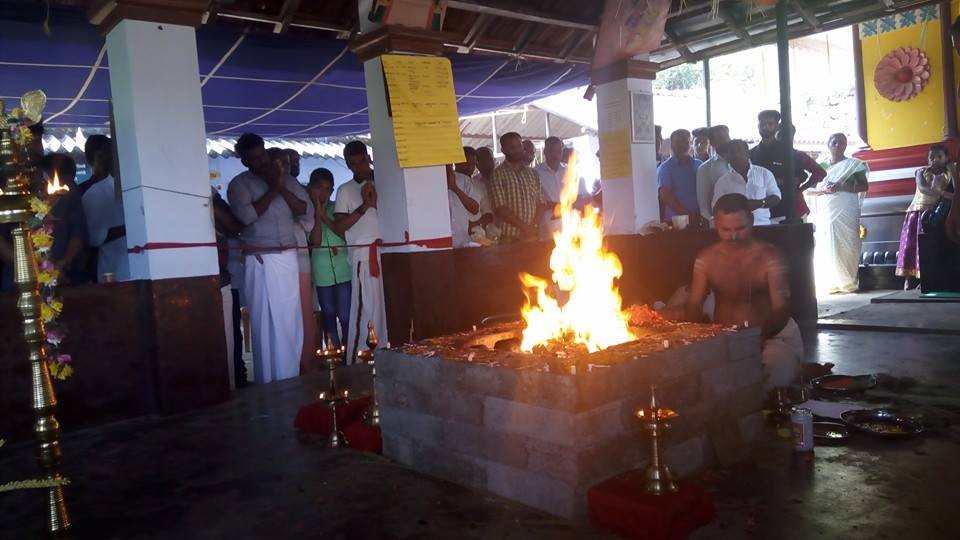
[874,47,930,102]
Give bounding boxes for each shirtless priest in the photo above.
[684,193,804,390]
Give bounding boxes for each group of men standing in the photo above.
[658,110,826,229]
[444,132,595,248]
[216,130,599,388]
[224,134,386,386]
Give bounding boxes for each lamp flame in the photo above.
[519,151,635,353]
[47,171,68,194]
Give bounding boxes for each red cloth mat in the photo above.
[294,396,382,454]
[587,471,715,540]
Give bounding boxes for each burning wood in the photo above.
[519,151,635,353]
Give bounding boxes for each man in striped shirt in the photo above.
[488,132,546,242]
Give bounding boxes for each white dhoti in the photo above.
[761,318,804,390]
[221,284,236,391]
[244,250,303,383]
[346,251,388,365]
[810,191,862,293]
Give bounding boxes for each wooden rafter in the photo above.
[273,0,303,34]
[514,22,545,53]
[791,0,821,31]
[717,4,752,46]
[558,29,592,63]
[663,24,695,63]
[460,12,494,53]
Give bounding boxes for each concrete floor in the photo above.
[2,299,960,539]
[690,327,960,540]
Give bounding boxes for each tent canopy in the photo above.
[458,104,594,150]
[0,9,587,139]
[0,0,937,139]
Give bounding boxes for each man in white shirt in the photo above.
[712,139,781,226]
[80,135,130,283]
[333,140,388,364]
[535,136,590,238]
[448,147,480,248]
[696,125,732,222]
[470,147,498,239]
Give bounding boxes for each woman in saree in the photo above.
[807,133,869,294]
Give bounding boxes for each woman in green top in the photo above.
[308,169,352,348]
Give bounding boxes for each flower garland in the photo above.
[6,122,73,380]
[3,93,71,379]
[28,190,72,380]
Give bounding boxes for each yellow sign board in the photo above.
[599,128,631,179]
[381,54,465,168]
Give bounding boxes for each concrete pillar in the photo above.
[104,19,218,280]
[593,59,660,234]
[361,56,454,251]
[350,11,461,343]
[82,1,230,414]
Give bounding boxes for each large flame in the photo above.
[519,153,635,353]
[47,171,68,194]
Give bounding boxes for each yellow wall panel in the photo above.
[860,15,945,149]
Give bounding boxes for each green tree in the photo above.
[654,63,703,91]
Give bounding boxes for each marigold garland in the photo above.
[26,195,72,380]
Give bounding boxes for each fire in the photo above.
[519,152,635,353]
[47,171,68,194]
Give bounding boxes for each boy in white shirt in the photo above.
[333,141,388,363]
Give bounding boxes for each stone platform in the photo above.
[376,324,765,519]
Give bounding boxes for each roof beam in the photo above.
[663,24,695,63]
[446,0,597,32]
[717,4,752,46]
[659,0,941,70]
[459,12,493,52]
[514,22,544,53]
[877,0,897,10]
[201,3,219,25]
[791,0,821,30]
[558,29,592,63]
[273,0,303,34]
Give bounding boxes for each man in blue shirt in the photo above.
[657,129,703,225]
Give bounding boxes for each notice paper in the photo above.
[599,128,631,179]
[381,54,465,168]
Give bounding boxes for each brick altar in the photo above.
[376,325,765,519]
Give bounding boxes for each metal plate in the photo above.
[813,422,850,444]
[811,374,878,396]
[840,409,924,439]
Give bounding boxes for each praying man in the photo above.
[334,140,388,363]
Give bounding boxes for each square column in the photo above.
[105,19,218,280]
[362,56,454,251]
[351,21,462,343]
[594,60,660,234]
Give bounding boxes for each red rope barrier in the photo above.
[127,232,453,277]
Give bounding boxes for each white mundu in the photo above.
[335,179,388,363]
[229,171,314,384]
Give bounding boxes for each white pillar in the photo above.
[361,56,454,251]
[105,20,218,280]
[595,61,659,234]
